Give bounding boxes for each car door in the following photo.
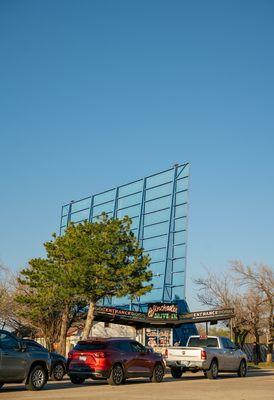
[0,332,27,381]
[113,340,137,377]
[224,338,240,370]
[129,341,151,376]
[222,338,237,371]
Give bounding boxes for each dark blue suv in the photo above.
[0,330,50,391]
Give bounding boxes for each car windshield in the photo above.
[187,337,219,348]
[74,342,106,351]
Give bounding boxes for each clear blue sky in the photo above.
[0,0,273,310]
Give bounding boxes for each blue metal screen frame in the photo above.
[60,163,190,309]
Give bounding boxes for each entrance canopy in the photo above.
[94,304,234,329]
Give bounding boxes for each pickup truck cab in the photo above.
[0,330,51,391]
[166,335,247,379]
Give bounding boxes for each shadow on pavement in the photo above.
[1,369,273,393]
[167,369,274,381]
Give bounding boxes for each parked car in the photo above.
[23,339,67,381]
[67,337,165,385]
[0,329,50,391]
[165,335,248,379]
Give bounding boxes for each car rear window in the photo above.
[187,337,219,348]
[74,342,107,351]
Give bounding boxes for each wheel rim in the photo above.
[212,363,218,377]
[113,365,123,384]
[155,365,163,381]
[54,364,64,379]
[32,369,44,387]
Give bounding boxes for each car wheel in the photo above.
[237,360,247,377]
[205,360,218,380]
[151,363,164,383]
[26,365,47,391]
[0,383,4,389]
[70,376,85,384]
[107,364,125,385]
[170,367,183,379]
[51,363,66,381]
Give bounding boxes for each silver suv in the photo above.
[0,330,50,391]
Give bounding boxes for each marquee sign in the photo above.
[179,308,234,323]
[93,305,234,326]
[94,306,146,320]
[147,303,178,320]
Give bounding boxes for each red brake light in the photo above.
[201,350,207,360]
[68,352,73,359]
[93,352,106,358]
[164,348,168,357]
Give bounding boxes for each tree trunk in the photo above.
[59,303,69,356]
[239,330,249,347]
[45,336,55,352]
[82,301,95,339]
[233,327,239,345]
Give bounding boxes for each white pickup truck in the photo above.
[166,336,247,379]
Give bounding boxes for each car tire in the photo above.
[0,383,4,389]
[51,363,66,381]
[26,365,47,391]
[151,363,164,383]
[107,364,125,385]
[205,360,218,380]
[237,360,247,377]
[170,367,184,379]
[70,376,85,384]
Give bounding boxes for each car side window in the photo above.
[26,342,47,352]
[226,339,236,349]
[223,338,236,350]
[0,333,20,350]
[112,341,133,353]
[131,341,146,353]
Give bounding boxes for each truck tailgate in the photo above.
[167,347,203,362]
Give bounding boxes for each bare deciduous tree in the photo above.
[194,269,251,345]
[231,261,274,363]
[0,265,14,329]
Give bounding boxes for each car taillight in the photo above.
[93,352,106,358]
[164,348,168,357]
[201,350,207,360]
[68,352,73,359]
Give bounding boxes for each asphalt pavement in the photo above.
[1,369,273,400]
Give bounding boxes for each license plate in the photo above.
[79,356,87,361]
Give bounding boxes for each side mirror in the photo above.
[145,347,154,354]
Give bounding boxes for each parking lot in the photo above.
[0,369,273,400]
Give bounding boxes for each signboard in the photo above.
[93,305,234,326]
[94,306,146,320]
[180,308,234,323]
[147,303,178,320]
[145,327,172,348]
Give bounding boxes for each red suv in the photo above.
[67,337,165,385]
